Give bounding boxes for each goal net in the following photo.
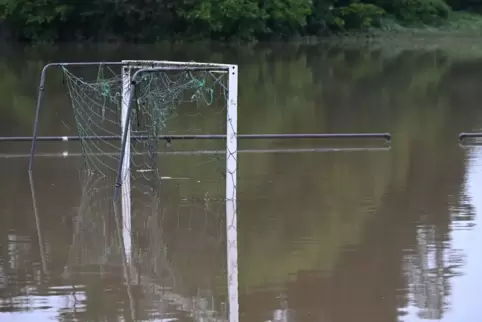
[58,60,238,321]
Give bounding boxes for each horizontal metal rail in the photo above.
[459,132,482,141]
[0,146,391,159]
[2,133,392,143]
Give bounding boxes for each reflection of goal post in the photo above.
[27,60,239,322]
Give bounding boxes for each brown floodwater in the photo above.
[0,43,481,322]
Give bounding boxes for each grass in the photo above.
[302,11,482,61]
[444,11,482,32]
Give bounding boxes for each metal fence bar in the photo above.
[1,133,392,143]
[459,132,482,141]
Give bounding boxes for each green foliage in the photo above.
[0,0,480,41]
[177,0,312,39]
[0,0,72,41]
[176,0,267,40]
[391,0,452,25]
[335,3,386,29]
[262,0,313,37]
[445,0,482,11]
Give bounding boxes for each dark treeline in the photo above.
[0,0,482,42]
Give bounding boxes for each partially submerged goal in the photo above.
[28,60,239,321]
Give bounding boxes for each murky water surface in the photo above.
[0,44,481,321]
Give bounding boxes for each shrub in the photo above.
[445,0,482,11]
[391,0,451,25]
[335,3,387,29]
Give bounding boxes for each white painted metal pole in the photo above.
[226,64,239,322]
[121,65,133,265]
[122,59,233,69]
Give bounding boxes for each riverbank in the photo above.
[299,11,482,59]
[319,11,482,40]
[1,0,482,43]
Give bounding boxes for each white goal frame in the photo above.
[120,60,239,322]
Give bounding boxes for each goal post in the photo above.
[116,60,239,322]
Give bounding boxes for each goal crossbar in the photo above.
[122,59,234,69]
